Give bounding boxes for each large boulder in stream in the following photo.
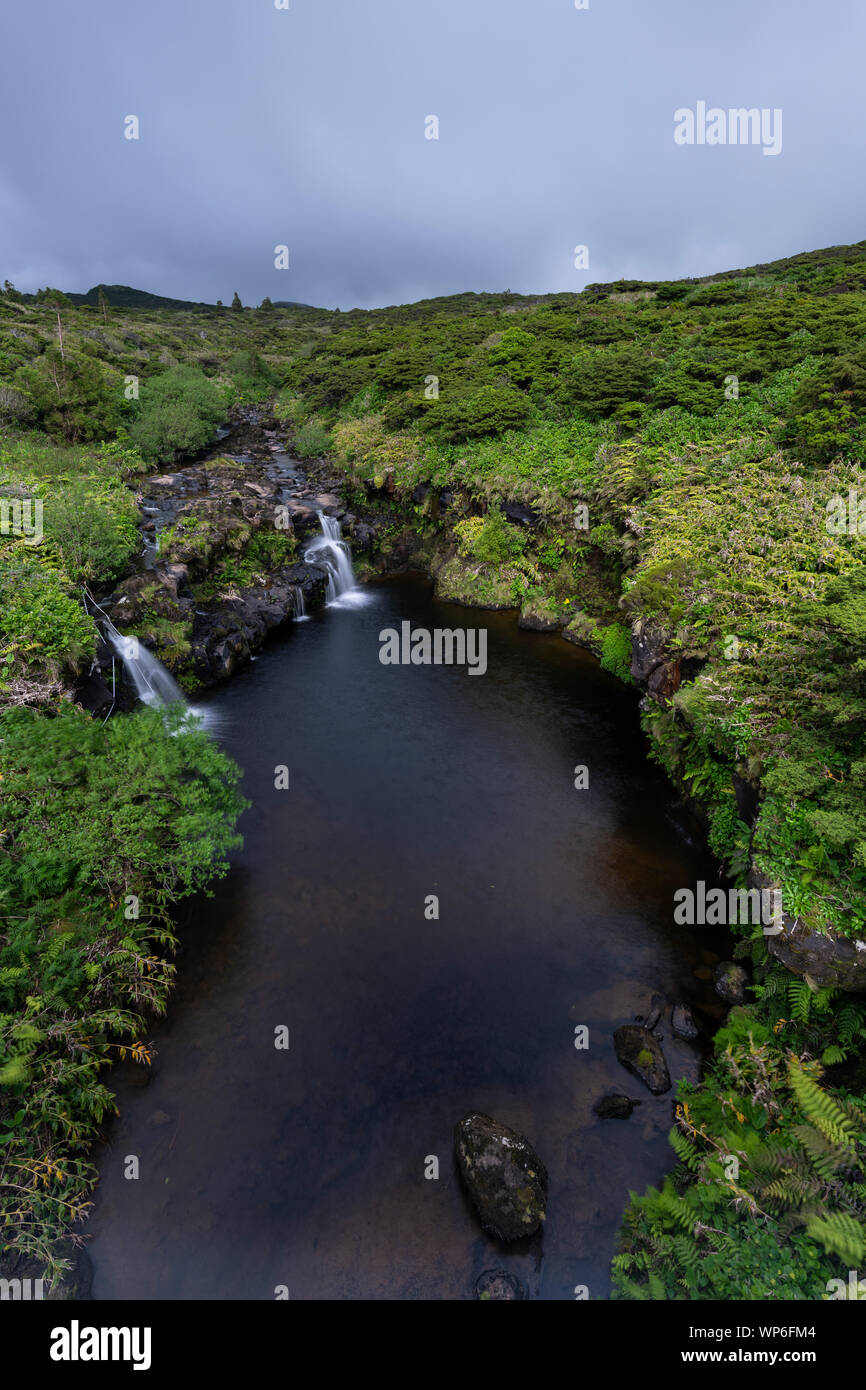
[613,1024,671,1095]
[454,1113,548,1240]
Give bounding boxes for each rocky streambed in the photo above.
[74,412,377,712]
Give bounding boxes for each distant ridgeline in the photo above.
[59,284,213,311]
[15,284,316,311]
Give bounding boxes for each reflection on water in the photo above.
[87,578,728,1301]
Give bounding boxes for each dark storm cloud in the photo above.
[1,0,864,308]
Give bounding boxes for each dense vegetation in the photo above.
[1,241,865,1295]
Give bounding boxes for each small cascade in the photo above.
[292,585,309,621]
[303,512,366,608]
[103,623,187,709]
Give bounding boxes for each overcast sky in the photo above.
[1,0,864,309]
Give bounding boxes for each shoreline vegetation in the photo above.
[1,244,865,1298]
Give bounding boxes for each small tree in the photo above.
[231,291,243,312]
[36,287,71,308]
[259,296,273,310]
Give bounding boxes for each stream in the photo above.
[86,553,728,1300]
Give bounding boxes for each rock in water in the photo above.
[454,1113,548,1240]
[475,1269,527,1301]
[593,1093,639,1120]
[613,1025,671,1094]
[713,961,749,1005]
[671,1003,700,1040]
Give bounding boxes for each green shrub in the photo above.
[0,702,247,1278]
[127,366,227,464]
[14,349,118,443]
[599,622,633,683]
[418,385,532,443]
[293,419,332,458]
[454,505,525,564]
[41,478,139,583]
[0,553,94,675]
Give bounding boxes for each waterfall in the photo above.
[103,625,187,709]
[292,585,309,621]
[303,512,366,608]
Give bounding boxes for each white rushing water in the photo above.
[303,512,367,608]
[292,584,309,621]
[104,626,187,708]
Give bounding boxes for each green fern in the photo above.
[805,1213,866,1265]
[788,1059,859,1150]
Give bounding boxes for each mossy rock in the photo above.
[561,610,603,653]
[613,1024,671,1094]
[454,1112,548,1240]
[518,594,561,631]
[434,555,515,609]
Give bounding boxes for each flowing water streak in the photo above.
[292,585,309,621]
[103,623,187,708]
[94,609,215,728]
[303,512,366,608]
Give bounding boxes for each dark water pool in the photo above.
[87,577,726,1300]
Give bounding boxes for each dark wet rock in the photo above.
[475,1269,527,1300]
[503,501,541,528]
[630,617,668,683]
[594,1093,640,1120]
[613,1024,671,1094]
[671,1003,700,1040]
[742,868,866,993]
[713,961,749,1005]
[679,654,706,684]
[641,992,667,1031]
[149,473,187,489]
[313,493,341,511]
[162,562,191,597]
[438,489,455,514]
[733,772,760,825]
[192,622,250,684]
[287,502,320,535]
[647,657,683,700]
[411,483,430,505]
[767,920,866,993]
[454,1112,548,1240]
[284,562,329,607]
[349,521,376,554]
[518,598,559,632]
[72,669,115,717]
